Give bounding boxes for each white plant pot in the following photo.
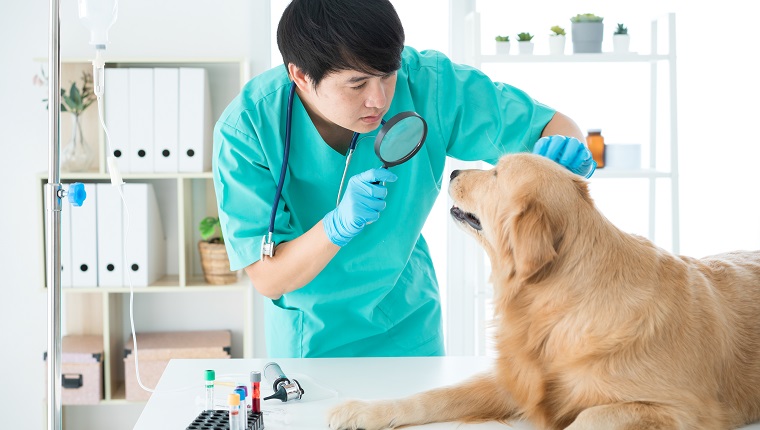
[518,41,534,55]
[613,34,630,53]
[548,35,566,55]
[495,41,511,55]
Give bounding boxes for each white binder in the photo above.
[153,68,179,173]
[96,183,124,287]
[70,183,98,287]
[178,68,212,172]
[104,68,130,173]
[122,183,166,287]
[61,196,72,288]
[128,68,155,172]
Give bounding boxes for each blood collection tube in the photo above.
[234,386,248,430]
[228,393,242,430]
[204,369,215,411]
[250,371,261,413]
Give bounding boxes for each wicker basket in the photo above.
[198,241,237,285]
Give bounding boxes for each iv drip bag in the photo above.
[78,0,118,49]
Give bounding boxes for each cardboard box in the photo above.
[123,330,231,401]
[44,335,104,405]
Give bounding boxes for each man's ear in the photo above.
[288,63,311,92]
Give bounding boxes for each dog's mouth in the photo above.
[450,206,482,231]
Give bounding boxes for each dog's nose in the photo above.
[450,170,461,180]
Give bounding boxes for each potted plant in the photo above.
[495,35,510,55]
[549,25,566,55]
[570,13,604,53]
[198,216,237,285]
[613,23,630,53]
[516,32,534,55]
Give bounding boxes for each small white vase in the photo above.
[517,41,534,55]
[548,35,566,55]
[495,41,511,55]
[613,34,630,53]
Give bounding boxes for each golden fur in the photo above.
[327,153,760,430]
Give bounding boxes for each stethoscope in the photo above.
[260,81,428,259]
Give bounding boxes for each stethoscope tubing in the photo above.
[268,82,369,238]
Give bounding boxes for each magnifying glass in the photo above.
[374,111,427,169]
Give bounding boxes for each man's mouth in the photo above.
[450,206,482,231]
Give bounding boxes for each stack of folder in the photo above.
[104,67,212,173]
[60,182,167,288]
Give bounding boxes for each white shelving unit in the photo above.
[464,12,679,252]
[447,11,679,356]
[37,58,252,414]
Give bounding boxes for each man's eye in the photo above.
[352,82,367,90]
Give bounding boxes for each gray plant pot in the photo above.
[572,22,604,53]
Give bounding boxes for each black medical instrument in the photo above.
[262,361,304,402]
[261,82,428,259]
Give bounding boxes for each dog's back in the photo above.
[696,250,760,426]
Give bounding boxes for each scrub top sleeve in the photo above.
[213,122,298,271]
[434,53,556,165]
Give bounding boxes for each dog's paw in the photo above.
[327,399,398,430]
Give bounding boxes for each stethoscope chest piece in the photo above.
[261,234,275,260]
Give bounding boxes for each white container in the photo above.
[518,41,534,55]
[613,34,631,53]
[605,144,641,169]
[495,41,510,55]
[548,35,565,55]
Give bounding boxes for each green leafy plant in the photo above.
[199,216,225,243]
[495,35,510,42]
[570,13,604,23]
[550,25,566,36]
[517,32,534,42]
[614,23,628,35]
[33,67,96,115]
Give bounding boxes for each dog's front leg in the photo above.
[327,372,517,430]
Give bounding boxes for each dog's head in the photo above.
[449,153,593,283]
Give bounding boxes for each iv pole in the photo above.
[45,0,63,427]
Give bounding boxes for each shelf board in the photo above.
[59,274,248,293]
[479,53,671,64]
[38,171,213,180]
[591,168,673,179]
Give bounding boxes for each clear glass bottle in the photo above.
[587,129,605,168]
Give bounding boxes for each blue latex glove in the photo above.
[533,135,596,178]
[323,168,398,247]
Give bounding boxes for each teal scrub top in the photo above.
[212,47,555,358]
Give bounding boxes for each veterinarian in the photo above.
[212,0,595,358]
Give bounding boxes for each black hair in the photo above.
[277,0,405,88]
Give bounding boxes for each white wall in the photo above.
[1,1,758,429]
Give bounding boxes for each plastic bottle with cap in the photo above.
[204,370,215,411]
[228,393,242,430]
[587,129,605,168]
[234,387,248,430]
[250,371,261,413]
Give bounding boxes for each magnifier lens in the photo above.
[377,115,426,166]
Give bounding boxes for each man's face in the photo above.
[303,69,397,134]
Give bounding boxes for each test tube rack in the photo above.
[186,410,264,430]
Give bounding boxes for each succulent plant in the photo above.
[495,35,510,42]
[517,32,534,42]
[570,13,604,23]
[614,23,628,35]
[550,25,566,36]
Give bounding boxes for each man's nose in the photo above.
[366,82,387,109]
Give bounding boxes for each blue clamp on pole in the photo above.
[67,183,87,207]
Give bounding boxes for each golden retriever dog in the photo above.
[328,153,760,429]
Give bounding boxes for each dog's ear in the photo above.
[506,201,557,281]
